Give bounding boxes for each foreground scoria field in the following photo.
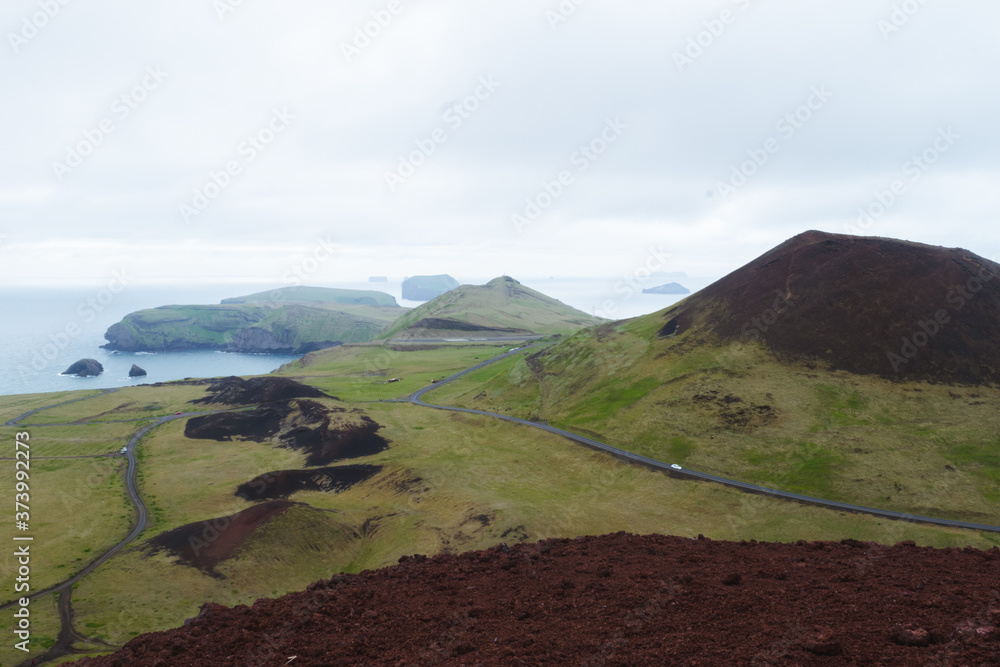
[76,532,1000,666]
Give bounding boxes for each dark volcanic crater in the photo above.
[184,399,389,466]
[236,464,383,501]
[662,231,1000,384]
[191,376,333,405]
[145,500,299,576]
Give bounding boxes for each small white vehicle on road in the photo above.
[121,447,128,454]
[670,464,682,470]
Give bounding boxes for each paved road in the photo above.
[5,389,119,426]
[407,347,1000,535]
[391,336,544,343]
[2,403,226,666]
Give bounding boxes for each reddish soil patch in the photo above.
[235,464,382,501]
[191,376,333,405]
[79,533,1000,665]
[661,231,1000,384]
[144,500,298,576]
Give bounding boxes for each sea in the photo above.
[0,276,715,398]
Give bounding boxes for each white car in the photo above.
[670,464,682,470]
[121,447,128,454]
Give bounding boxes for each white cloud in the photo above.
[1,0,998,287]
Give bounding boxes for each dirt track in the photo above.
[73,532,1000,665]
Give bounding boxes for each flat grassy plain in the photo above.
[0,389,106,425]
[431,320,1000,527]
[0,457,130,601]
[272,341,518,402]
[18,384,213,425]
[0,594,61,666]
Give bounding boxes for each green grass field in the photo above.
[66,398,1000,651]
[0,456,131,603]
[2,336,999,663]
[273,341,518,402]
[430,321,1000,526]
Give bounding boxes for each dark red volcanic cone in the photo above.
[660,231,1000,384]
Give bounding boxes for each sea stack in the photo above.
[64,359,104,377]
[129,364,147,378]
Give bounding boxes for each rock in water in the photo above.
[129,364,147,378]
[64,359,104,377]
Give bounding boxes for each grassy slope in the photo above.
[107,302,404,351]
[380,276,604,339]
[273,341,516,402]
[68,399,996,650]
[107,304,270,348]
[4,340,999,660]
[221,285,399,307]
[432,316,1000,525]
[244,304,386,345]
[0,457,130,602]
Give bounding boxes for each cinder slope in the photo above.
[660,230,1000,384]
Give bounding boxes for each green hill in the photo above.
[222,286,399,307]
[380,276,605,340]
[103,303,391,354]
[428,233,1000,525]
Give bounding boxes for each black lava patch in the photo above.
[236,465,383,501]
[192,376,333,406]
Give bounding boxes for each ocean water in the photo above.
[0,276,713,398]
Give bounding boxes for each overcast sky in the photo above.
[1,0,998,289]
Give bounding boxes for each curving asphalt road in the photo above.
[4,388,119,427]
[3,401,233,666]
[407,347,1000,535]
[1,409,221,609]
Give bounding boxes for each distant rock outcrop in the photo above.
[402,275,460,301]
[643,282,690,295]
[129,364,147,378]
[64,359,103,377]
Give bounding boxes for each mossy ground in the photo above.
[3,338,998,662]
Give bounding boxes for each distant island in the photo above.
[402,274,459,301]
[383,276,605,340]
[642,282,690,295]
[103,286,405,355]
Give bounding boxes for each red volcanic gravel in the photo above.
[74,533,1000,666]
